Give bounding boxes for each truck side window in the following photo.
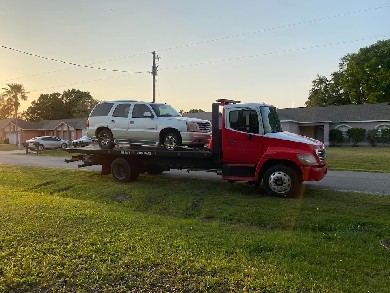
[229,110,259,134]
[132,104,152,118]
[112,104,130,118]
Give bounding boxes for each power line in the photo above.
[2,3,388,83]
[157,4,390,52]
[27,34,390,93]
[1,52,150,83]
[160,35,390,71]
[0,45,146,74]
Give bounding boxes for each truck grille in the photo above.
[197,122,211,132]
[316,149,326,163]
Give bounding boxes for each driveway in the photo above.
[1,150,389,195]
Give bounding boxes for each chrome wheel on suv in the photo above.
[97,129,115,149]
[162,132,181,150]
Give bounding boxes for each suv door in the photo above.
[128,103,158,142]
[110,103,131,138]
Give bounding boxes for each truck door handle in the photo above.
[130,121,134,124]
[229,140,236,144]
[111,120,115,123]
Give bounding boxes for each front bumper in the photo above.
[301,164,328,181]
[181,132,211,145]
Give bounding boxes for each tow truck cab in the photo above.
[211,99,327,196]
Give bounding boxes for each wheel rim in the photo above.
[113,163,127,180]
[99,133,112,146]
[164,135,177,150]
[61,144,67,149]
[268,171,292,194]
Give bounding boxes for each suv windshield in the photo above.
[150,104,181,117]
[260,106,282,133]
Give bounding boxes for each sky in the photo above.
[1,0,390,114]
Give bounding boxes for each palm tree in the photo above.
[1,83,28,145]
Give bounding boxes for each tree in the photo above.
[61,89,98,118]
[1,83,28,145]
[1,83,28,119]
[188,109,205,113]
[23,89,99,121]
[306,39,390,106]
[23,93,64,121]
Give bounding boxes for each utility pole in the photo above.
[151,51,159,103]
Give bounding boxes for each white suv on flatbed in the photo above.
[87,100,211,150]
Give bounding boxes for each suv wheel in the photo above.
[162,132,181,150]
[98,129,115,149]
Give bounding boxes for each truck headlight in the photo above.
[187,122,199,132]
[297,154,318,165]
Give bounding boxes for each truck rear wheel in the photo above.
[263,165,300,197]
[111,157,140,182]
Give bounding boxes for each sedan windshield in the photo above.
[150,104,181,117]
[260,106,282,133]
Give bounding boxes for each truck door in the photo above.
[222,107,264,163]
[128,103,158,142]
[110,103,131,138]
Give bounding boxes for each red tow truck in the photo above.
[66,99,327,197]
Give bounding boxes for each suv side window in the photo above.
[132,104,152,118]
[112,103,131,118]
[229,109,259,134]
[90,103,114,117]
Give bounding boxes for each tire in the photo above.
[37,144,44,151]
[98,129,115,149]
[162,132,182,150]
[111,157,140,182]
[61,143,67,149]
[263,165,300,198]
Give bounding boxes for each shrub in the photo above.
[367,129,379,147]
[380,128,390,145]
[329,129,344,146]
[3,138,9,144]
[347,128,366,146]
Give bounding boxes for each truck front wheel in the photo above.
[263,165,300,197]
[111,157,140,182]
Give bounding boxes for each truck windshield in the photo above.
[150,104,181,117]
[260,106,282,133]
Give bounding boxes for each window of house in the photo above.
[375,123,390,136]
[336,124,351,141]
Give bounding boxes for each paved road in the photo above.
[1,150,389,195]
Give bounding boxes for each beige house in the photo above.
[0,118,86,145]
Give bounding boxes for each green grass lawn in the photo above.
[0,165,389,292]
[326,146,390,173]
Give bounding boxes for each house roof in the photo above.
[278,102,390,123]
[183,102,390,124]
